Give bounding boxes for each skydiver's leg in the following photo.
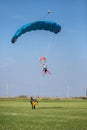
[32,104,34,109]
[47,70,51,75]
[42,70,45,76]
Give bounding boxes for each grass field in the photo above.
[0,98,87,130]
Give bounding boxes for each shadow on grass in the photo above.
[38,106,64,110]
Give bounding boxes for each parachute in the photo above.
[40,57,47,66]
[40,57,47,62]
[11,20,61,43]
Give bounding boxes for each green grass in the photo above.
[0,98,87,130]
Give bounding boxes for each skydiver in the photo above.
[42,64,51,76]
[30,97,38,109]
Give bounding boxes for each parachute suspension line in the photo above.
[43,42,50,60]
[41,10,51,58]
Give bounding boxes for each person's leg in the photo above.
[47,70,51,74]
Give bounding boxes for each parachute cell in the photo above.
[11,21,61,43]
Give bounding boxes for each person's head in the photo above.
[30,97,33,100]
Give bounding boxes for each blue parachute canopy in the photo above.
[11,21,61,43]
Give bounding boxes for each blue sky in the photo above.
[0,0,87,97]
